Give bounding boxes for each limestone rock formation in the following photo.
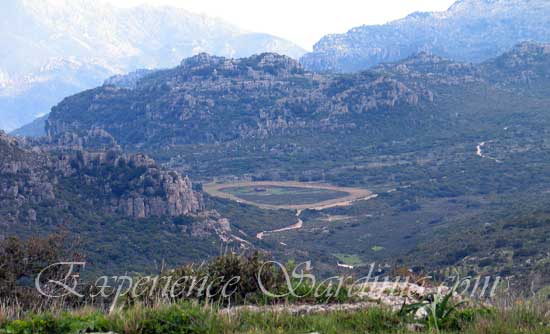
[0,132,203,223]
[45,53,428,151]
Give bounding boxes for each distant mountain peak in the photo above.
[510,41,550,55]
[0,0,306,132]
[301,0,550,73]
[448,0,513,10]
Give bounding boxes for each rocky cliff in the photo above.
[66,151,204,219]
[0,131,203,223]
[301,0,550,73]
[0,130,238,271]
[45,52,430,150]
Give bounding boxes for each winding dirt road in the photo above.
[256,209,304,240]
[476,141,502,163]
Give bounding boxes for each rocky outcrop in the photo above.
[479,42,550,92]
[374,52,480,84]
[104,69,156,89]
[190,211,232,241]
[115,172,202,218]
[61,150,204,219]
[0,131,56,224]
[1,130,235,271]
[301,0,550,73]
[0,132,203,223]
[46,53,428,151]
[178,52,305,78]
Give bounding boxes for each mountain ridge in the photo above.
[300,0,550,73]
[44,42,550,153]
[44,51,428,150]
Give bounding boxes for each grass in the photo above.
[221,186,349,206]
[223,308,405,334]
[332,253,365,266]
[2,300,550,334]
[1,249,549,334]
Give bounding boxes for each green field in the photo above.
[204,181,373,210]
[221,186,350,206]
[333,253,366,266]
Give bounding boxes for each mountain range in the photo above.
[0,0,305,132]
[45,42,550,154]
[301,0,550,72]
[45,52,428,150]
[4,0,550,285]
[10,0,550,136]
[37,41,550,284]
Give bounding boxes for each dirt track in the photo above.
[203,181,376,211]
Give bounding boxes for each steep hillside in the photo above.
[46,52,429,150]
[301,0,550,73]
[0,0,305,131]
[0,131,231,273]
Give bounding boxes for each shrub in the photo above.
[0,233,83,310]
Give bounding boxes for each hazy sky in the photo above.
[104,0,457,50]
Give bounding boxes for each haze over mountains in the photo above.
[0,0,305,132]
[301,0,550,72]
[9,0,550,136]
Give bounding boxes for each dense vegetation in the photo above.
[1,237,549,334]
